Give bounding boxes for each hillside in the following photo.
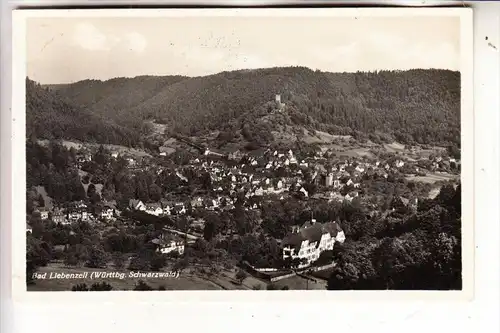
[41,67,461,148]
[46,75,187,127]
[26,78,141,146]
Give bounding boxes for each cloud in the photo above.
[72,22,119,51]
[125,32,147,53]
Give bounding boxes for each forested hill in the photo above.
[42,67,461,147]
[45,75,187,123]
[26,78,141,146]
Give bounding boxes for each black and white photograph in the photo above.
[16,8,472,293]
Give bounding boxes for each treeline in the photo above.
[49,67,460,148]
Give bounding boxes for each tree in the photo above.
[112,252,127,269]
[267,283,279,290]
[85,245,110,269]
[173,257,189,273]
[134,280,154,291]
[90,282,113,291]
[235,270,248,284]
[149,183,162,202]
[150,253,168,271]
[71,283,89,291]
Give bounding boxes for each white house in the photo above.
[253,187,264,197]
[282,220,345,268]
[145,203,163,216]
[68,209,89,222]
[172,203,186,215]
[129,199,146,211]
[152,236,185,256]
[325,173,334,187]
[355,166,365,173]
[158,241,184,255]
[299,187,309,198]
[35,209,49,220]
[100,206,114,220]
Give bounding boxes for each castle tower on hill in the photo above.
[275,94,281,103]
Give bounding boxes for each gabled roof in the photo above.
[282,221,343,250]
[146,202,162,210]
[129,199,143,207]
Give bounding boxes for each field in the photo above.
[37,139,151,158]
[28,263,223,291]
[406,172,458,184]
[35,186,53,209]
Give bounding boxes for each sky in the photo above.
[26,15,461,84]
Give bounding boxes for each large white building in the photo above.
[152,235,185,256]
[282,220,346,268]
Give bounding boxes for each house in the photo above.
[355,165,365,173]
[129,199,146,211]
[145,203,163,216]
[160,200,173,215]
[228,149,243,161]
[111,152,119,159]
[127,158,137,167]
[191,197,204,208]
[392,196,418,213]
[256,186,265,196]
[152,235,185,255]
[35,208,49,220]
[100,206,115,220]
[282,220,345,268]
[50,208,67,224]
[171,203,186,215]
[26,223,32,233]
[325,173,334,187]
[68,208,89,222]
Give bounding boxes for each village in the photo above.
[27,131,460,290]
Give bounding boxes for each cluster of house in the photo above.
[31,200,119,227]
[123,147,449,221]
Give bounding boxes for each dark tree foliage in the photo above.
[328,183,462,290]
[26,79,141,146]
[71,283,90,291]
[89,282,113,291]
[134,280,154,291]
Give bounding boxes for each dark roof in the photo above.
[146,202,162,210]
[282,221,343,249]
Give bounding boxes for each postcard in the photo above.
[11,7,473,301]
